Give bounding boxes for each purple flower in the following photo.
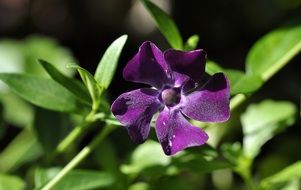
[111,41,230,155]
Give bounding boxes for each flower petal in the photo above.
[155,108,208,155]
[123,41,170,89]
[111,88,161,143]
[181,73,230,122]
[164,49,206,86]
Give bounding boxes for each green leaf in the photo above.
[129,182,150,190]
[0,92,33,127]
[261,161,301,190]
[0,173,25,190]
[184,34,199,51]
[205,61,263,95]
[94,140,118,173]
[0,102,5,139]
[0,73,86,113]
[0,129,43,172]
[69,65,102,110]
[246,24,301,80]
[94,35,128,89]
[141,0,183,49]
[174,156,231,173]
[33,107,72,153]
[121,140,171,175]
[221,142,252,178]
[225,69,263,95]
[241,100,297,158]
[38,59,91,105]
[93,140,126,189]
[205,61,224,75]
[35,168,115,190]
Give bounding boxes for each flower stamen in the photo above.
[161,88,181,106]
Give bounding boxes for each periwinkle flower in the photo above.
[111,41,230,155]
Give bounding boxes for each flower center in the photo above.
[161,87,181,107]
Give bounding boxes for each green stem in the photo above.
[229,93,247,111]
[55,110,97,154]
[41,125,114,190]
[56,124,89,153]
[243,176,258,190]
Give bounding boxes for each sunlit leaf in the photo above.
[261,161,301,190]
[246,24,301,80]
[241,100,297,158]
[141,0,183,49]
[0,73,87,113]
[121,140,171,175]
[0,173,25,190]
[35,168,115,190]
[225,69,263,95]
[94,35,128,89]
[0,130,43,172]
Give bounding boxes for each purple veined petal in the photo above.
[164,49,206,86]
[123,41,171,89]
[155,108,209,155]
[111,88,162,143]
[181,73,230,122]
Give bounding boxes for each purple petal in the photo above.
[123,41,170,89]
[164,49,206,86]
[181,73,230,122]
[155,108,208,155]
[111,88,161,143]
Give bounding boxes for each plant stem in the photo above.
[56,123,89,153]
[243,176,258,190]
[229,93,247,111]
[41,125,114,190]
[55,110,97,155]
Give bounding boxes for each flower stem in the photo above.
[230,93,247,111]
[56,123,89,153]
[41,125,114,190]
[243,176,258,190]
[53,110,97,156]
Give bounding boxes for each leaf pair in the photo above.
[68,34,128,111]
[0,35,128,114]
